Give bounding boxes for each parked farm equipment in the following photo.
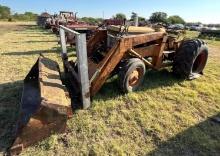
[47,11,97,33]
[9,25,208,155]
[37,12,52,28]
[50,11,78,33]
[200,29,220,39]
[44,11,98,46]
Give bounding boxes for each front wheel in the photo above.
[118,58,146,93]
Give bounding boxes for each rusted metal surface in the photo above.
[89,32,165,95]
[108,25,156,34]
[154,36,168,68]
[129,49,154,68]
[128,68,143,87]
[88,59,99,80]
[124,32,165,46]
[133,44,160,58]
[87,30,107,56]
[67,25,97,30]
[57,26,177,99]
[63,24,97,46]
[10,56,71,155]
[90,39,131,95]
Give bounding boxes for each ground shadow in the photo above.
[25,35,50,38]
[0,81,23,153]
[25,40,58,43]
[142,69,183,90]
[94,68,183,101]
[17,24,36,27]
[14,25,53,35]
[3,48,59,56]
[2,46,74,56]
[16,32,52,35]
[11,40,58,44]
[148,113,220,156]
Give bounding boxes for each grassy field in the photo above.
[0,22,220,156]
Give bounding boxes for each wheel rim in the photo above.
[192,50,208,73]
[128,68,144,87]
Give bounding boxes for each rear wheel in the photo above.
[118,58,146,93]
[173,39,208,79]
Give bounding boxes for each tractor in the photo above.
[9,25,208,155]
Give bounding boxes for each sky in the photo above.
[0,0,220,24]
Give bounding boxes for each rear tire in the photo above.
[118,58,146,93]
[173,39,208,79]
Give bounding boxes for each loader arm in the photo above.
[59,25,166,103]
[90,32,166,95]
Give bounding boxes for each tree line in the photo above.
[0,4,187,24]
[80,12,186,25]
[0,5,37,21]
[113,12,186,25]
[2,4,214,26]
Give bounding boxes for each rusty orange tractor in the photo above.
[9,25,208,155]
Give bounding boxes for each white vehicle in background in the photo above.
[209,27,218,30]
[201,26,220,31]
[168,24,185,30]
[190,24,203,31]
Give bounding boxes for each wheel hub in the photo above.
[129,69,142,87]
[192,50,208,73]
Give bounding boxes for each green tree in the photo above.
[81,17,96,24]
[138,16,145,21]
[24,12,38,20]
[130,12,145,22]
[115,13,126,20]
[149,12,168,24]
[0,5,11,19]
[13,12,38,21]
[168,15,185,24]
[130,12,137,21]
[81,17,103,25]
[96,18,104,24]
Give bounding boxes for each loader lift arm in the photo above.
[59,25,166,101]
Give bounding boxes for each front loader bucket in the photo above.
[9,56,72,155]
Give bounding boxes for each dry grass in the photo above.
[0,23,219,156]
